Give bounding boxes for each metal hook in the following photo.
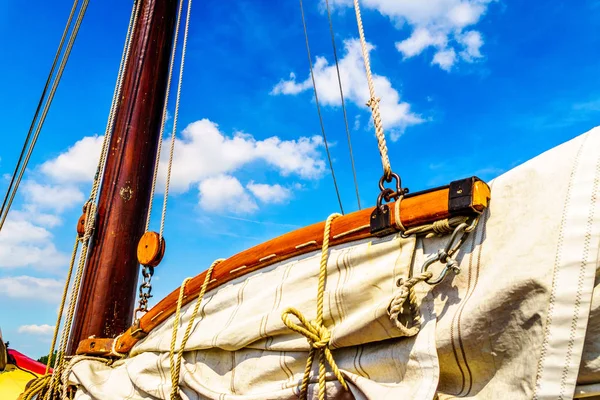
[421,222,470,285]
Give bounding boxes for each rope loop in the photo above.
[388,271,433,331]
[281,307,332,350]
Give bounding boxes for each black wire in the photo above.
[324,0,362,210]
[0,0,89,233]
[298,0,345,215]
[0,0,80,222]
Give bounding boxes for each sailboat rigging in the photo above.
[1,0,599,399]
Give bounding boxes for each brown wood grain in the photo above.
[76,180,490,356]
[67,0,179,354]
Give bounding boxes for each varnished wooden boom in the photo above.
[77,179,490,356]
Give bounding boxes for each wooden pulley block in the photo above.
[77,205,88,237]
[137,231,166,267]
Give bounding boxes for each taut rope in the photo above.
[352,0,392,180]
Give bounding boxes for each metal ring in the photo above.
[377,188,396,210]
[378,172,402,193]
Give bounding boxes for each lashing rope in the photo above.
[169,259,223,400]
[281,213,347,400]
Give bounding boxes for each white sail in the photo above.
[68,127,600,399]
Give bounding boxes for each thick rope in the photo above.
[20,375,52,400]
[281,213,347,399]
[298,0,344,215]
[0,0,90,233]
[169,259,223,400]
[351,0,392,179]
[324,0,361,210]
[388,272,432,332]
[403,216,470,238]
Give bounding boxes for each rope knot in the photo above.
[281,307,348,397]
[366,96,380,109]
[281,307,332,349]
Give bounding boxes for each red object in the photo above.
[8,349,52,376]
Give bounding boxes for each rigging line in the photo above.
[299,0,345,215]
[90,0,142,205]
[41,0,142,387]
[145,0,186,234]
[0,0,90,233]
[160,0,193,238]
[0,0,80,229]
[352,0,392,180]
[324,0,362,210]
[44,5,142,398]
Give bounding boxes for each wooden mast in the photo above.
[67,0,179,353]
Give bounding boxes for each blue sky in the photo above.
[1,0,599,358]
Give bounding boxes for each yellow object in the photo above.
[0,363,38,400]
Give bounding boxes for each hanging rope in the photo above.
[281,213,348,400]
[324,0,361,210]
[137,0,190,322]
[145,0,186,233]
[299,0,344,215]
[169,259,223,400]
[0,0,89,233]
[160,0,193,239]
[351,0,392,180]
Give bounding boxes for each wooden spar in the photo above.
[76,179,491,356]
[67,0,179,354]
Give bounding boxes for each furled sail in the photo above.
[66,127,600,399]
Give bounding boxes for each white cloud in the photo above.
[272,39,422,139]
[458,30,484,60]
[158,119,326,193]
[395,27,447,57]
[0,217,69,269]
[22,181,84,212]
[0,276,63,302]
[247,182,292,204]
[432,48,457,71]
[198,175,258,214]
[329,0,493,70]
[18,324,55,335]
[40,135,103,183]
